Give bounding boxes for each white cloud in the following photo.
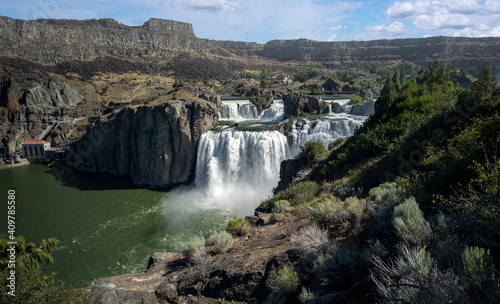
[171,0,240,12]
[444,25,500,37]
[328,33,338,41]
[385,0,500,37]
[331,24,342,31]
[333,2,362,11]
[367,21,406,35]
[484,0,500,12]
[414,13,472,30]
[387,1,430,18]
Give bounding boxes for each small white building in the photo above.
[22,139,51,163]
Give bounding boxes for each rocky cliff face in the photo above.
[261,37,500,72]
[0,16,258,64]
[65,101,218,188]
[23,79,83,113]
[0,74,86,159]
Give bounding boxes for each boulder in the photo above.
[351,100,375,116]
[283,93,329,119]
[330,102,343,113]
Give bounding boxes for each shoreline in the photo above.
[0,160,30,170]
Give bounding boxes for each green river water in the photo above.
[0,163,232,287]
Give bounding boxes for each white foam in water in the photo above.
[286,113,367,157]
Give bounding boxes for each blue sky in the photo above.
[1,0,499,43]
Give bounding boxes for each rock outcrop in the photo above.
[351,100,375,116]
[89,220,307,304]
[22,80,83,114]
[65,101,218,188]
[274,158,310,194]
[283,93,329,119]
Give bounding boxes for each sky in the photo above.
[1,0,500,43]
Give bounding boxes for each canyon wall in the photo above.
[65,101,218,188]
[0,16,258,64]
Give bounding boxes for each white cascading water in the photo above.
[194,130,289,215]
[286,113,366,156]
[167,98,368,218]
[218,100,285,123]
[218,102,259,120]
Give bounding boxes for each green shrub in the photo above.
[463,246,499,302]
[427,212,447,234]
[298,287,314,303]
[344,196,369,220]
[328,137,345,150]
[309,195,370,229]
[299,140,326,165]
[368,182,398,205]
[308,196,345,227]
[392,197,431,244]
[372,244,464,304]
[272,200,292,222]
[349,94,364,105]
[266,264,301,293]
[464,246,495,279]
[290,224,329,253]
[206,231,234,254]
[362,239,389,262]
[260,181,320,211]
[184,236,207,264]
[227,218,251,236]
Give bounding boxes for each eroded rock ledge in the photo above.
[89,220,308,304]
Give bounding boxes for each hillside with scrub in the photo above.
[255,60,500,303]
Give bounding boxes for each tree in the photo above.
[0,237,94,303]
[416,59,450,86]
[299,140,326,165]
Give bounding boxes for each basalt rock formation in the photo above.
[283,93,329,119]
[65,100,218,188]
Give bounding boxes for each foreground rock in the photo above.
[66,100,218,188]
[89,220,308,304]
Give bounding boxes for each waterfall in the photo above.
[286,114,366,156]
[260,102,284,123]
[194,130,289,214]
[218,102,259,120]
[218,100,284,123]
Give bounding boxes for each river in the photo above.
[0,164,231,287]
